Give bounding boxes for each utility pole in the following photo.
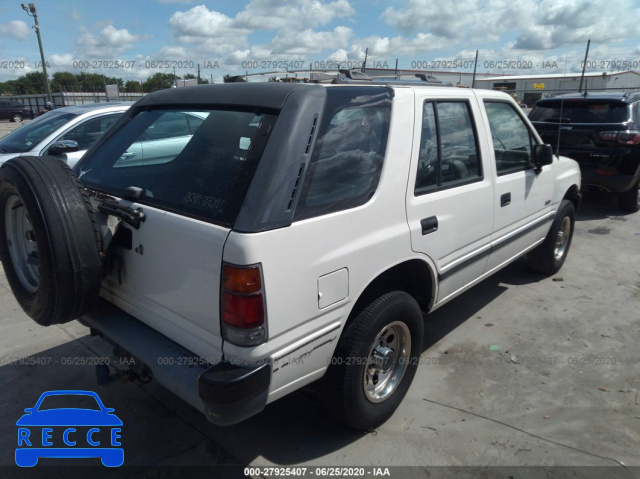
[21,3,51,102]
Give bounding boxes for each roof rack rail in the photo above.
[311,68,453,87]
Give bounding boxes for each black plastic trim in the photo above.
[233,86,327,232]
[198,361,270,426]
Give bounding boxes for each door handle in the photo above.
[501,193,511,207]
[421,216,438,235]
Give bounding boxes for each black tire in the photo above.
[0,156,103,326]
[618,181,639,213]
[11,113,23,123]
[527,199,575,275]
[319,291,424,430]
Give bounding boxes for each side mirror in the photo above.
[533,143,554,170]
[48,140,79,156]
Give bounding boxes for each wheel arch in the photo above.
[346,258,436,331]
[563,184,582,212]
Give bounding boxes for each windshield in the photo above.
[0,110,78,154]
[77,107,279,227]
[529,100,629,124]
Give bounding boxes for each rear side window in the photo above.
[415,100,482,194]
[77,107,278,227]
[529,100,629,123]
[57,114,121,150]
[294,87,392,221]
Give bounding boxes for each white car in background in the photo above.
[0,102,132,168]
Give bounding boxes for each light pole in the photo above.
[21,3,52,102]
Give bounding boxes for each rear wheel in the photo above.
[528,199,575,275]
[319,291,424,430]
[618,181,639,213]
[0,156,103,325]
[11,113,23,122]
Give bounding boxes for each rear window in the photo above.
[529,100,629,123]
[77,107,278,228]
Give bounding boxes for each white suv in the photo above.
[0,82,581,430]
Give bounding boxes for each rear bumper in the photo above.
[80,300,270,426]
[581,171,639,193]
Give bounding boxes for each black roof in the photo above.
[135,82,319,110]
[538,91,640,104]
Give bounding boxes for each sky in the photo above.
[1,0,640,84]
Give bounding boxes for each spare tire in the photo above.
[0,156,103,326]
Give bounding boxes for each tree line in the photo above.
[0,71,212,96]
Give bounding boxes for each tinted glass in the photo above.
[0,110,77,153]
[294,87,392,220]
[415,101,482,194]
[484,101,533,175]
[57,114,122,150]
[78,108,278,228]
[529,100,629,123]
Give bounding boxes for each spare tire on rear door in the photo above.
[0,156,103,326]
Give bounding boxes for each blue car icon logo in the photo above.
[16,390,123,467]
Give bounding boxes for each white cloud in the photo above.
[168,5,249,53]
[48,53,75,69]
[268,26,353,55]
[235,0,354,30]
[77,25,140,57]
[0,20,31,41]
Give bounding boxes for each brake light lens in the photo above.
[599,130,640,144]
[221,264,266,346]
[222,293,264,328]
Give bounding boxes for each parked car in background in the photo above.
[529,92,640,212]
[0,102,132,168]
[0,100,31,123]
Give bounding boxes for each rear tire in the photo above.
[11,113,23,123]
[528,199,575,275]
[618,181,639,213]
[319,291,424,430]
[0,156,103,325]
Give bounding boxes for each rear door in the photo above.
[77,107,278,360]
[406,90,495,304]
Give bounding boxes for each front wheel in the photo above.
[319,291,424,430]
[11,113,23,123]
[528,199,575,275]
[618,181,639,213]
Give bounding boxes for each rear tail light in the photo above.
[599,130,640,144]
[221,263,267,346]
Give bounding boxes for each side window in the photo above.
[484,101,534,175]
[59,114,121,150]
[294,88,392,221]
[415,100,482,195]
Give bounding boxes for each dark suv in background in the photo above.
[529,92,640,212]
[0,100,30,123]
